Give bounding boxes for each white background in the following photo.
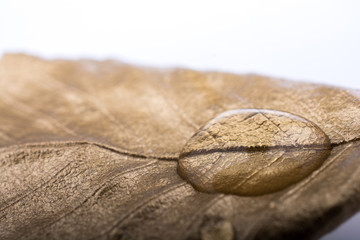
[0,0,359,239]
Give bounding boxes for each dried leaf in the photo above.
[0,54,360,240]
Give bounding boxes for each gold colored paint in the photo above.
[2,55,360,239]
[178,109,331,196]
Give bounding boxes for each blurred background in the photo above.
[0,0,359,239]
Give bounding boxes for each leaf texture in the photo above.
[0,54,360,240]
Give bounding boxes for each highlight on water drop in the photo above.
[178,109,331,196]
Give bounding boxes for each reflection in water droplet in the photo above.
[178,109,331,196]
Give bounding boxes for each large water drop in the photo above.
[178,109,331,196]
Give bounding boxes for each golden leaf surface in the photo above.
[0,54,360,240]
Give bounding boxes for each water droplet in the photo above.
[178,109,331,196]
